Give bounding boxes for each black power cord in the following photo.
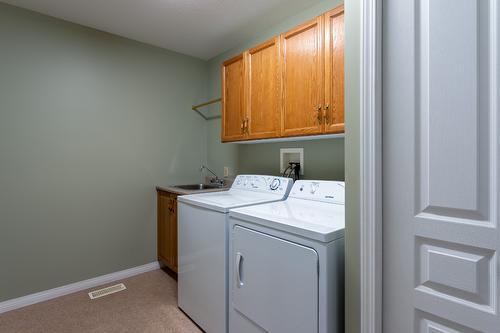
[282,165,292,178]
[291,162,300,180]
[282,162,301,181]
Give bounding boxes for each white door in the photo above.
[231,226,318,333]
[383,0,499,332]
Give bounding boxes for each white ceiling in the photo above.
[2,0,324,60]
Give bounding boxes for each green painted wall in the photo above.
[238,139,345,180]
[0,3,209,301]
[206,0,345,181]
[0,3,361,329]
[344,0,361,331]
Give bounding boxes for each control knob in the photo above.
[310,182,320,194]
[270,178,281,191]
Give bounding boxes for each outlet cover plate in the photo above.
[280,148,304,175]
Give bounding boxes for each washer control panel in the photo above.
[232,175,293,195]
[289,180,345,204]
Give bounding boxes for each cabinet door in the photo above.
[281,17,324,137]
[170,196,178,272]
[246,37,281,139]
[157,191,171,267]
[221,54,246,142]
[324,5,345,134]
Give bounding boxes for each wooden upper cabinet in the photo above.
[246,37,281,139]
[220,4,344,142]
[324,5,345,134]
[281,17,324,137]
[221,54,245,142]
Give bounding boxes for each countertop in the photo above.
[156,185,229,196]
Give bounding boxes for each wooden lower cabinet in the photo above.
[157,190,178,273]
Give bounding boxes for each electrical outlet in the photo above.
[224,167,229,177]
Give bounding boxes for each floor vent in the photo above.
[88,283,126,300]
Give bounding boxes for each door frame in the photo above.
[360,0,382,333]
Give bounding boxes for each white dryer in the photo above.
[228,180,345,333]
[177,175,293,333]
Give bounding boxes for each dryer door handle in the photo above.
[236,252,244,288]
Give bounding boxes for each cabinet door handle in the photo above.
[323,104,329,124]
[245,117,249,133]
[236,252,244,288]
[241,120,245,133]
[315,105,322,124]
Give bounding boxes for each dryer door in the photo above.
[231,225,319,333]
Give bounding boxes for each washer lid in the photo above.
[229,198,345,242]
[178,189,287,213]
[178,174,293,213]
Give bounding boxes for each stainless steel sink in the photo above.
[174,184,223,190]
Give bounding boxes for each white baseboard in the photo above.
[0,261,160,314]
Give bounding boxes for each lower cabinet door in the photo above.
[157,192,171,267]
[157,192,178,272]
[231,225,319,333]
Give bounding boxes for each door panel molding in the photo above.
[416,311,483,333]
[383,0,500,332]
[414,217,497,250]
[415,0,493,222]
[416,237,495,308]
[412,0,499,330]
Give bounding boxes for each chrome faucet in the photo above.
[200,165,224,187]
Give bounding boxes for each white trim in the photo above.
[280,148,304,175]
[360,0,382,332]
[0,261,160,314]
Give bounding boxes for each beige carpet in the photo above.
[0,269,202,333]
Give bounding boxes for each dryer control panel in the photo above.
[289,180,345,204]
[231,175,293,196]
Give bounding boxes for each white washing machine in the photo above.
[228,180,345,333]
[177,175,293,333]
